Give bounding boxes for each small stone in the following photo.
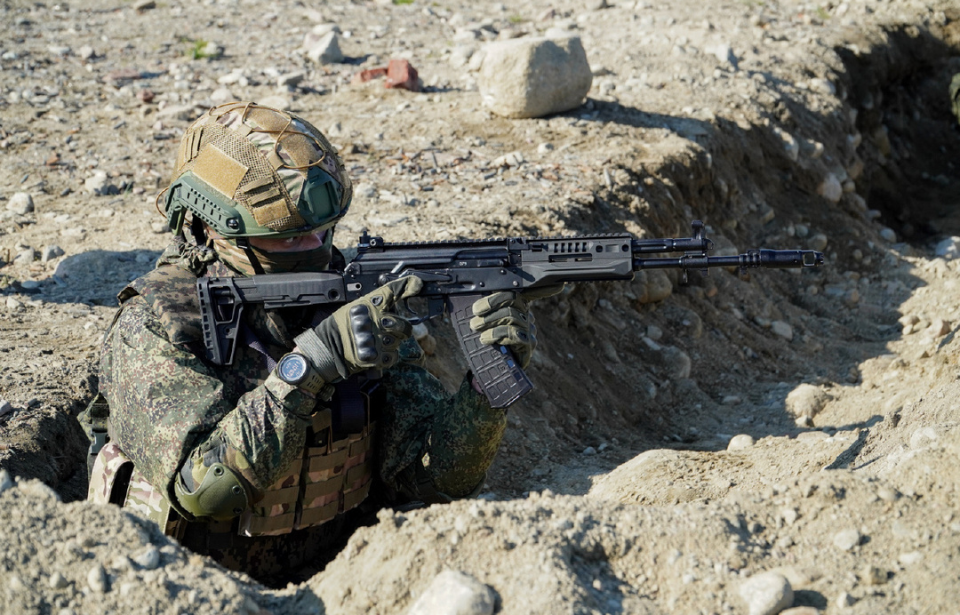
[0,400,13,418]
[910,426,938,449]
[808,78,835,96]
[133,0,156,11]
[771,321,793,340]
[42,245,65,262]
[818,174,843,203]
[537,142,554,154]
[861,565,886,585]
[8,575,25,592]
[835,591,855,608]
[646,324,663,341]
[727,434,755,450]
[780,608,821,615]
[780,508,799,526]
[879,227,896,242]
[807,233,828,252]
[582,446,597,455]
[49,572,69,589]
[78,45,96,61]
[774,128,798,162]
[277,71,306,88]
[785,384,828,420]
[14,248,37,265]
[832,529,860,551]
[934,237,960,259]
[877,486,899,502]
[84,171,112,195]
[406,570,496,615]
[8,192,34,214]
[134,546,161,570]
[722,395,742,405]
[210,87,234,104]
[661,345,691,379]
[898,551,923,565]
[707,42,738,68]
[199,41,224,59]
[87,564,108,593]
[739,571,793,615]
[5,297,23,311]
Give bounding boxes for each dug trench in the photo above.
[1,6,960,614]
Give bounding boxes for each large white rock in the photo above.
[307,32,343,65]
[406,570,496,615]
[478,36,592,118]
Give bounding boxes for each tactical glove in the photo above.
[469,285,563,369]
[295,276,423,381]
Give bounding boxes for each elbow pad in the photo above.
[173,462,250,522]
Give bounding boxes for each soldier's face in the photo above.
[247,230,328,253]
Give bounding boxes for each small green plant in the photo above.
[816,6,830,20]
[393,0,414,4]
[184,38,212,60]
[508,14,525,24]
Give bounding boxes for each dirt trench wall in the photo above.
[423,12,960,497]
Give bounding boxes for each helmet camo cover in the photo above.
[164,102,353,238]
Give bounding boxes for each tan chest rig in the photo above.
[89,259,378,539]
[239,385,377,537]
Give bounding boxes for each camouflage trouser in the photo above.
[951,73,960,126]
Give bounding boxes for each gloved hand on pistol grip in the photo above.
[295,276,423,381]
[468,285,564,369]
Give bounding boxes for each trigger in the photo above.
[400,298,426,324]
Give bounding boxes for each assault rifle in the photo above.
[198,221,823,408]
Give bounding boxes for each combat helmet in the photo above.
[162,101,352,272]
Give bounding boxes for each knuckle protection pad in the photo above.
[350,305,378,362]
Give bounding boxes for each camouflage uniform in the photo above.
[93,239,506,581]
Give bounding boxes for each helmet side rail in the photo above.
[198,220,824,408]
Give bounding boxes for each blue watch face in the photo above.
[278,354,308,383]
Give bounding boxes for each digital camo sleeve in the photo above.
[378,354,507,499]
[99,295,315,500]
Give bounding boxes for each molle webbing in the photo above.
[238,387,375,537]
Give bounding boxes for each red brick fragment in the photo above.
[385,59,420,92]
[351,67,388,85]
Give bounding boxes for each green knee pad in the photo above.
[174,463,250,521]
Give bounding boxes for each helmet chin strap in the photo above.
[234,237,267,275]
[189,215,207,247]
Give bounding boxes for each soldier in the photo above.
[81,102,549,582]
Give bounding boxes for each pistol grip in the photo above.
[447,295,533,409]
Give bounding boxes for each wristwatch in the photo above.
[276,353,325,394]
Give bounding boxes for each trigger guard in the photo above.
[398,298,425,323]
